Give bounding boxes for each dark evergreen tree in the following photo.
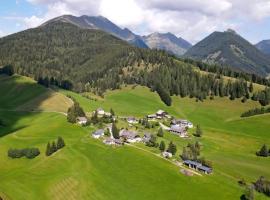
[167,141,177,155]
[157,128,164,137]
[159,141,166,151]
[51,141,57,153]
[56,136,65,150]
[194,125,203,137]
[112,122,119,139]
[46,142,52,156]
[256,144,269,157]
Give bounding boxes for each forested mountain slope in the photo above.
[43,15,148,48]
[0,21,269,106]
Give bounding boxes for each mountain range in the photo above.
[142,32,192,56]
[185,29,270,76]
[43,15,192,56]
[43,15,148,48]
[1,14,270,77]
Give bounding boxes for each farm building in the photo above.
[147,114,157,120]
[156,110,167,117]
[96,108,105,115]
[114,139,124,145]
[162,151,172,158]
[120,129,141,143]
[103,138,115,145]
[183,160,212,174]
[143,133,151,143]
[76,117,87,125]
[92,129,104,139]
[126,117,138,124]
[169,125,187,137]
[171,119,193,128]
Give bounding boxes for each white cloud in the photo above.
[21,0,270,43]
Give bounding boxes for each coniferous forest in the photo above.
[0,21,270,106]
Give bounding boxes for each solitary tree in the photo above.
[157,128,164,137]
[244,185,254,200]
[194,125,203,137]
[167,141,177,155]
[159,141,166,151]
[112,122,119,139]
[110,108,115,116]
[249,82,254,93]
[257,144,269,157]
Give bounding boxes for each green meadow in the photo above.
[0,75,269,200]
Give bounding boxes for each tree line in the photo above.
[181,58,270,86]
[46,137,65,156]
[8,148,40,159]
[241,107,270,118]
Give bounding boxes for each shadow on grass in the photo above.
[0,74,56,137]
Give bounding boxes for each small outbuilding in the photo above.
[92,129,104,139]
[76,117,88,125]
[162,151,172,158]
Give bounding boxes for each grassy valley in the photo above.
[0,74,269,199]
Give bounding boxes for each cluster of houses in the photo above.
[91,124,152,146]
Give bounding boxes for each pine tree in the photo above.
[56,136,65,150]
[167,141,177,155]
[181,147,189,160]
[157,128,164,137]
[194,125,203,137]
[51,141,57,153]
[249,82,254,93]
[159,141,166,151]
[46,142,52,156]
[112,122,119,139]
[110,108,115,116]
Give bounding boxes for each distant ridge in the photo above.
[43,15,148,48]
[256,40,270,56]
[185,30,270,77]
[143,32,192,56]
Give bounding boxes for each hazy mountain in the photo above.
[43,15,148,48]
[256,40,270,56]
[143,32,192,56]
[185,29,270,76]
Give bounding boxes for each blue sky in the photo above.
[0,0,270,44]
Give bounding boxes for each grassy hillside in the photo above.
[0,76,269,199]
[0,75,72,112]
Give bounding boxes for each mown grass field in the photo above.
[0,75,269,200]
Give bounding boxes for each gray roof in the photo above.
[170,125,185,133]
[93,129,104,135]
[77,117,87,121]
[183,160,212,172]
[120,130,137,139]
